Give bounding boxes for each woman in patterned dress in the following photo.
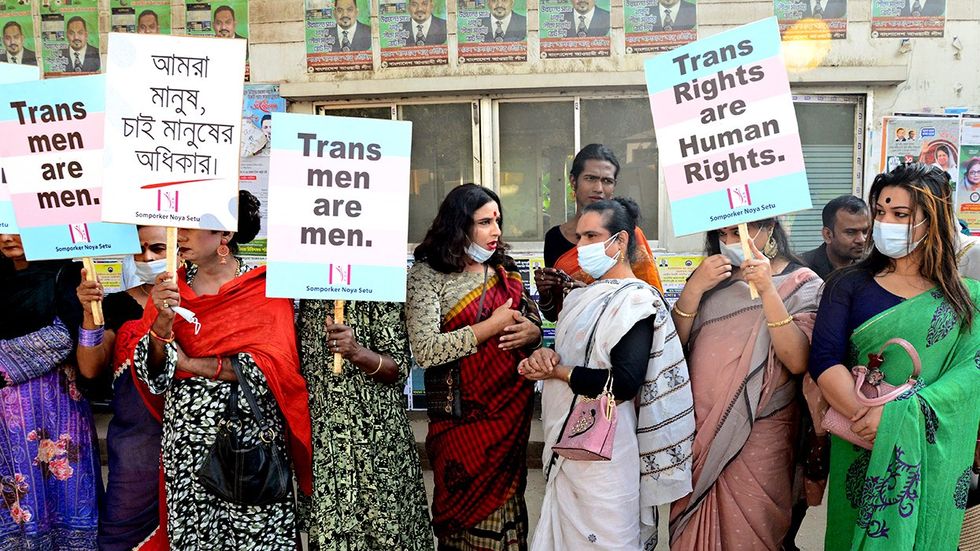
[407,184,543,550]
[134,191,313,550]
[297,300,433,550]
[0,234,99,550]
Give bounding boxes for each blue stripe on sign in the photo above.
[266,261,407,302]
[20,222,140,261]
[0,74,105,121]
[271,112,413,158]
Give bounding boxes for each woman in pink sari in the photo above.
[668,219,821,550]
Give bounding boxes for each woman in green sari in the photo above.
[810,163,980,549]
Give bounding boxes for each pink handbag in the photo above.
[821,338,922,450]
[552,372,617,461]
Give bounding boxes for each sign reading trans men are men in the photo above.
[266,113,412,302]
[645,17,810,236]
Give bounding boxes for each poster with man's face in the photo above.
[378,0,449,67]
[185,1,250,80]
[1,1,38,67]
[457,0,528,63]
[871,0,945,38]
[305,0,373,72]
[775,0,847,40]
[539,0,610,59]
[111,1,172,35]
[625,0,698,54]
[40,0,100,77]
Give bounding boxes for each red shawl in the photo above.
[426,265,535,537]
[135,266,313,495]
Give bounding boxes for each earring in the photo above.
[217,239,230,264]
[763,234,778,259]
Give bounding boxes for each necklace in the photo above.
[133,284,151,298]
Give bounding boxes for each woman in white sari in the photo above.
[520,198,696,550]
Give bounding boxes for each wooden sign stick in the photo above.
[81,257,104,326]
[738,222,760,300]
[165,227,179,276]
[332,300,345,375]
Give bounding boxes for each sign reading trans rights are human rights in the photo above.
[265,113,412,301]
[645,17,810,236]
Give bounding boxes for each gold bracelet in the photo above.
[366,354,384,376]
[766,315,794,328]
[565,366,574,383]
[672,304,697,318]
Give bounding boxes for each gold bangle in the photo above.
[366,354,384,376]
[672,304,697,318]
[565,366,574,383]
[766,315,794,328]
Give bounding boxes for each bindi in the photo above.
[884,197,891,204]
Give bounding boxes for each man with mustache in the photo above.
[563,0,609,38]
[482,0,526,43]
[66,16,99,72]
[800,194,870,279]
[1,21,37,65]
[400,0,446,46]
[137,10,161,34]
[330,0,371,52]
[213,5,245,39]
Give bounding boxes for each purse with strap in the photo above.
[197,357,292,506]
[821,338,922,450]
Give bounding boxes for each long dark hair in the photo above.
[831,163,974,328]
[413,184,514,273]
[582,197,641,262]
[704,218,801,264]
[228,190,261,254]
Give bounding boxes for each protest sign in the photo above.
[539,0,610,59]
[111,1,172,35]
[776,0,847,40]
[0,62,40,233]
[626,0,697,54]
[379,0,448,67]
[644,17,811,236]
[457,0,528,63]
[871,0,945,38]
[305,0,373,72]
[0,74,139,260]
[101,33,246,232]
[1,2,39,67]
[41,0,101,77]
[266,113,412,302]
[957,115,980,235]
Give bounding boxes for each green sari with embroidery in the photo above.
[825,279,980,550]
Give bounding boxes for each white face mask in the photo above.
[717,227,763,267]
[577,234,621,279]
[133,258,167,285]
[466,241,495,264]
[873,219,926,259]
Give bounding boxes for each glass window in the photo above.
[782,101,858,253]
[321,107,392,120]
[581,98,660,240]
[497,101,574,241]
[399,104,475,242]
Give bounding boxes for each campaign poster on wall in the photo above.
[957,115,980,235]
[775,0,847,40]
[539,0,610,59]
[0,62,40,233]
[266,113,412,301]
[625,0,697,54]
[111,1,173,35]
[878,115,960,186]
[379,0,448,67]
[40,0,101,77]
[644,17,811,236]
[0,1,39,66]
[656,254,704,305]
[871,0,945,38]
[0,75,140,260]
[238,84,286,258]
[185,1,250,80]
[457,0,528,63]
[305,0,373,73]
[101,33,246,232]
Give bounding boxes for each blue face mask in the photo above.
[466,241,495,264]
[577,234,621,279]
[717,226,763,267]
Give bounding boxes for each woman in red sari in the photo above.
[407,184,543,550]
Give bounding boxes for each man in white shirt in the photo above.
[563,0,609,38]
[1,21,37,65]
[401,0,446,46]
[330,0,371,52]
[66,16,99,73]
[482,0,526,43]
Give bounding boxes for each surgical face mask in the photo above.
[717,227,763,267]
[466,241,495,264]
[873,219,926,259]
[577,234,621,279]
[133,258,167,285]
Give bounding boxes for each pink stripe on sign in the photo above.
[648,56,791,128]
[662,133,806,201]
[0,113,105,157]
[269,151,411,193]
[10,188,103,227]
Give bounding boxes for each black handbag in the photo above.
[196,357,291,506]
[425,266,490,421]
